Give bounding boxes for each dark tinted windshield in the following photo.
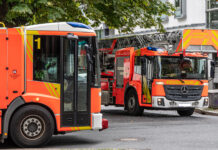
[154,56,207,79]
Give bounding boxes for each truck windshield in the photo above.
[153,56,207,79]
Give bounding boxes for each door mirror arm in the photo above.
[85,44,94,75]
[67,33,78,40]
[210,61,215,78]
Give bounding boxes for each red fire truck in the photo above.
[0,22,107,147]
[101,29,218,116]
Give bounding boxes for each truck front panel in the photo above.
[151,79,208,109]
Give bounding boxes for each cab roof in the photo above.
[139,47,207,57]
[23,22,94,33]
[116,47,207,58]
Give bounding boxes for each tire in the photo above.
[9,105,54,148]
[126,89,144,116]
[177,108,195,117]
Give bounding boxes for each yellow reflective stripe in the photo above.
[26,35,33,63]
[16,28,25,48]
[183,37,192,48]
[212,37,218,48]
[71,126,92,131]
[183,30,191,39]
[177,41,182,52]
[26,41,33,62]
[44,83,54,96]
[212,31,218,39]
[79,126,92,130]
[26,31,40,35]
[48,83,58,97]
[27,41,33,56]
[26,48,33,62]
[202,39,209,45]
[166,80,201,85]
[52,83,60,97]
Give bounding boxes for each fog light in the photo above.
[157,98,165,106]
[203,98,209,106]
[192,101,199,106]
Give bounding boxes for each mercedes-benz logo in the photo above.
[181,86,188,94]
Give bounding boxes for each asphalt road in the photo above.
[1,106,218,150]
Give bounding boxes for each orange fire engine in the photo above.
[101,29,218,116]
[0,22,108,147]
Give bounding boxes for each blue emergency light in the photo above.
[67,22,92,29]
[147,47,158,51]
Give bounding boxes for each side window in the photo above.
[116,57,125,87]
[134,56,141,74]
[33,35,60,83]
[160,0,169,22]
[175,0,186,19]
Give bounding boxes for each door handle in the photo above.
[67,118,73,121]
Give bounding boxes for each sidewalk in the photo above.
[195,108,218,116]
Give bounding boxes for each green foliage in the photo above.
[0,0,175,32]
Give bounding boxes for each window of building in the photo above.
[95,30,102,39]
[174,0,186,19]
[105,28,110,36]
[207,0,218,29]
[161,0,169,22]
[33,35,60,83]
[208,0,218,9]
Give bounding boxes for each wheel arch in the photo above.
[2,97,57,140]
[124,85,138,109]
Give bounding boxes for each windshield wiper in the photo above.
[197,78,203,84]
[179,79,185,83]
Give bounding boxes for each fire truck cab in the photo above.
[0,22,107,147]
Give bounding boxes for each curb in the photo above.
[195,108,218,116]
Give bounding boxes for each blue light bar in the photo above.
[147,47,157,51]
[67,22,92,29]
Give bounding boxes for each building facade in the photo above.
[96,0,218,38]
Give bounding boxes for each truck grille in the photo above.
[164,85,203,101]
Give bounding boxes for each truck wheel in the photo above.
[9,105,54,148]
[177,108,195,117]
[126,89,144,116]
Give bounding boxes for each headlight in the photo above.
[203,98,209,106]
[157,98,165,106]
[156,82,164,85]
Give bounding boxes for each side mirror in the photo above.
[84,44,94,74]
[67,33,78,40]
[141,58,146,75]
[180,54,184,60]
[142,65,146,75]
[84,44,93,64]
[210,61,215,78]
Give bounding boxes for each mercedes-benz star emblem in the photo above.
[181,86,188,94]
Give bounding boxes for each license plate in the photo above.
[178,103,192,107]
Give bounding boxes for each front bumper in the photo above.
[91,113,108,130]
[152,96,209,109]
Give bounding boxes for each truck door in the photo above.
[0,29,7,109]
[141,58,152,104]
[60,37,91,127]
[115,57,129,105]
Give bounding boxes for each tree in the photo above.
[0,0,174,32]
